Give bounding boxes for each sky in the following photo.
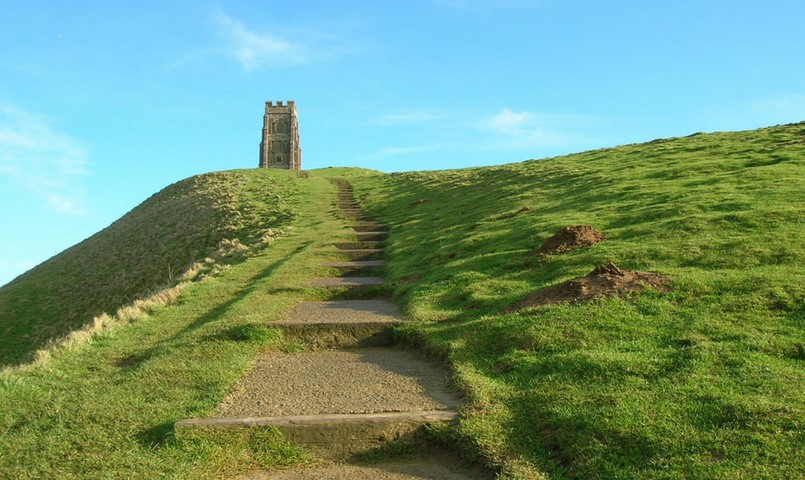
[1,0,804,286]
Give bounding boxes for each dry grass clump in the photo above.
[11,281,190,373]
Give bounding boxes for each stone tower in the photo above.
[259,100,302,170]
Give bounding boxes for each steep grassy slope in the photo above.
[351,123,805,478]
[0,170,352,478]
[0,170,298,367]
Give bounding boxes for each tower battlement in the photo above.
[259,100,302,170]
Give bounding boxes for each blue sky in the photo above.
[1,0,804,286]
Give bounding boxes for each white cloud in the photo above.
[0,106,89,215]
[212,12,306,71]
[480,108,588,149]
[365,106,596,165]
[484,108,533,132]
[173,11,356,72]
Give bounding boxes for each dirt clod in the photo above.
[507,263,671,311]
[532,225,605,256]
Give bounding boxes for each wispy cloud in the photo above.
[366,106,596,166]
[0,106,89,215]
[176,11,353,71]
[211,12,307,71]
[479,108,589,149]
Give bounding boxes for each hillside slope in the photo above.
[0,169,299,367]
[351,123,805,478]
[0,171,347,479]
[1,124,803,479]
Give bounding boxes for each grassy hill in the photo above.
[0,123,803,479]
[349,122,805,478]
[0,170,299,367]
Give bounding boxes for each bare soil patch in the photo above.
[532,225,605,256]
[507,263,671,311]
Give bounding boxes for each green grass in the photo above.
[350,123,805,478]
[0,170,298,367]
[0,169,356,478]
[1,124,803,479]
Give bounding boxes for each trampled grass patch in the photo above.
[352,123,805,478]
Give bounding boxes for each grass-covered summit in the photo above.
[0,170,298,367]
[0,123,803,479]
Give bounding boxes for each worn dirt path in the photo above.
[178,179,489,479]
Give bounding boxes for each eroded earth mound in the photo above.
[508,263,671,311]
[533,225,605,256]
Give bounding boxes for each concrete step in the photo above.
[333,249,384,260]
[335,231,387,241]
[321,260,386,268]
[175,348,461,459]
[350,224,387,232]
[338,213,370,220]
[176,411,458,460]
[309,277,385,287]
[350,230,388,238]
[238,456,486,480]
[274,300,401,347]
[333,241,383,250]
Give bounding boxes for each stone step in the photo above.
[333,249,384,260]
[176,411,458,460]
[350,224,386,232]
[321,260,386,268]
[283,300,401,323]
[309,277,385,287]
[274,300,401,347]
[333,241,383,250]
[338,212,369,220]
[175,348,461,459]
[240,457,486,480]
[337,231,387,241]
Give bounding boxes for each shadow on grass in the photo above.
[116,241,313,370]
[136,421,176,449]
